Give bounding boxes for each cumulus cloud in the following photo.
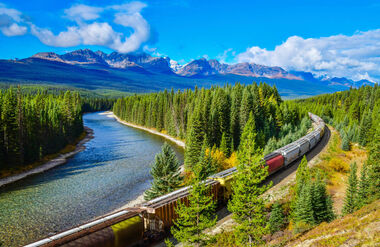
[0,4,27,36]
[237,30,380,82]
[64,4,103,22]
[30,1,150,53]
[30,22,119,47]
[0,1,151,53]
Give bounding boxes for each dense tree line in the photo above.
[1,84,116,113]
[0,87,83,171]
[113,83,307,170]
[82,98,116,112]
[293,85,379,149]
[292,85,379,209]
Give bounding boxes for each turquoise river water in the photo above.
[0,112,184,246]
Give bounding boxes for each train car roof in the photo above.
[263,151,282,160]
[208,167,237,179]
[142,179,219,209]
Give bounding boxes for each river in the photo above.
[0,112,184,247]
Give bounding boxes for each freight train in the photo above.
[25,112,326,247]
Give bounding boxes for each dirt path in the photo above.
[0,127,94,188]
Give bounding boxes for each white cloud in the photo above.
[0,1,151,53]
[0,4,23,22]
[237,30,380,82]
[30,22,120,47]
[111,9,150,53]
[109,1,147,13]
[1,22,27,36]
[64,4,103,22]
[0,4,27,36]
[31,1,150,53]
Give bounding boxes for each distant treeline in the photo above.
[0,86,115,172]
[113,82,307,169]
[293,85,379,149]
[82,98,116,112]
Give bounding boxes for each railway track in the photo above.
[25,113,330,247]
[268,125,331,187]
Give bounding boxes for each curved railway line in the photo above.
[25,113,330,247]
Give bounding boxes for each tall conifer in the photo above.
[343,162,358,215]
[228,112,270,246]
[184,102,204,170]
[171,162,217,247]
[144,143,183,200]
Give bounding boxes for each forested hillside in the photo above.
[293,85,379,150]
[0,88,83,172]
[0,85,118,177]
[113,82,310,171]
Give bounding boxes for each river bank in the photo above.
[105,111,185,149]
[0,127,94,188]
[105,111,186,210]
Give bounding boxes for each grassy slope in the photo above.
[209,128,376,246]
[266,127,377,247]
[283,200,379,247]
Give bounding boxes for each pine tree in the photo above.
[230,84,242,150]
[293,181,315,232]
[237,112,256,156]
[367,126,380,200]
[144,143,183,201]
[295,156,309,197]
[184,103,204,170]
[239,87,253,133]
[358,111,372,146]
[343,162,358,215]
[219,132,231,157]
[311,173,335,223]
[196,139,217,180]
[268,202,285,234]
[357,163,370,208]
[228,112,270,246]
[171,162,217,247]
[341,133,350,151]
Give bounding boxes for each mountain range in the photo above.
[0,49,375,98]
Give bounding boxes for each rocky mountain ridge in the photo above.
[30,49,375,88]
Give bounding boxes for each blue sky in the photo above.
[1,0,380,81]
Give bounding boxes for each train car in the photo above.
[312,130,319,143]
[319,124,325,136]
[263,152,284,174]
[304,132,317,149]
[25,209,144,247]
[208,167,236,199]
[295,137,309,157]
[141,178,223,232]
[279,144,300,166]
